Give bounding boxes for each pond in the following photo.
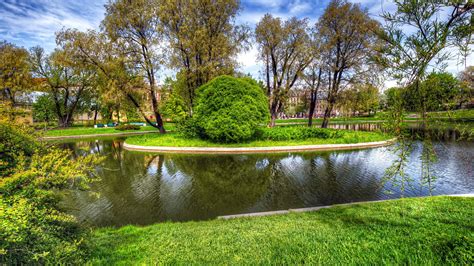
[57,125,474,227]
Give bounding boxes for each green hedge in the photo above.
[191,75,269,143]
[256,126,345,141]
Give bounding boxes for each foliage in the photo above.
[0,41,31,106]
[160,89,188,123]
[159,0,249,113]
[89,197,474,265]
[29,46,97,127]
[32,94,56,123]
[0,123,38,176]
[317,0,381,128]
[256,126,344,141]
[0,122,101,264]
[339,84,380,116]
[191,76,269,143]
[384,73,467,112]
[101,0,165,132]
[115,124,141,131]
[255,14,311,126]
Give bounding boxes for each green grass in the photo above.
[275,109,474,124]
[89,196,474,264]
[41,124,175,137]
[125,130,391,147]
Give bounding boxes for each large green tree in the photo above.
[102,0,166,132]
[159,0,249,114]
[255,15,312,127]
[29,47,97,127]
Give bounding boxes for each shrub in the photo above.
[0,122,101,264]
[115,124,141,131]
[0,123,39,176]
[256,126,345,141]
[191,76,269,143]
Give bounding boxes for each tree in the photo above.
[159,0,249,114]
[192,75,269,143]
[379,1,473,120]
[0,41,31,106]
[339,84,379,116]
[57,29,162,130]
[101,0,166,133]
[302,62,323,126]
[32,94,56,124]
[29,47,97,127]
[316,0,380,128]
[255,15,312,127]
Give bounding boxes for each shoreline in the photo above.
[122,138,397,154]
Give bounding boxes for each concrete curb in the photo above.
[40,130,158,141]
[217,194,474,220]
[122,138,397,154]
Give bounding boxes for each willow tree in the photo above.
[316,0,380,128]
[255,15,312,127]
[379,1,473,121]
[102,0,166,133]
[159,0,249,114]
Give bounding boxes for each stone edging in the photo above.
[217,194,474,220]
[123,138,397,154]
[40,131,157,141]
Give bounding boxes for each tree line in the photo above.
[1,0,472,131]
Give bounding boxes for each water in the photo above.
[57,131,473,227]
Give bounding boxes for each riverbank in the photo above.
[123,130,392,152]
[89,196,474,264]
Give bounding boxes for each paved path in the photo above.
[123,138,396,154]
[218,194,474,220]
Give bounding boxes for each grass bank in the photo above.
[125,129,391,147]
[41,124,175,137]
[89,196,473,264]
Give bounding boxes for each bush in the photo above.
[115,124,141,131]
[256,126,345,141]
[191,76,269,143]
[0,122,101,264]
[0,123,39,176]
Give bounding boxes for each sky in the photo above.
[1,0,471,87]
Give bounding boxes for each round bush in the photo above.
[193,75,269,143]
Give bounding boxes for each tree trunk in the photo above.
[58,115,72,128]
[93,108,98,125]
[268,100,280,127]
[308,99,316,127]
[321,100,334,128]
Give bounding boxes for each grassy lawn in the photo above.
[89,196,473,264]
[125,130,392,147]
[41,124,175,137]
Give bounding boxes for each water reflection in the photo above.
[58,137,473,227]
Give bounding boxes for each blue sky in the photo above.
[0,0,470,85]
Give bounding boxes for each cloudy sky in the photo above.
[0,0,470,86]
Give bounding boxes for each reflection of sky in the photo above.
[1,0,470,84]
